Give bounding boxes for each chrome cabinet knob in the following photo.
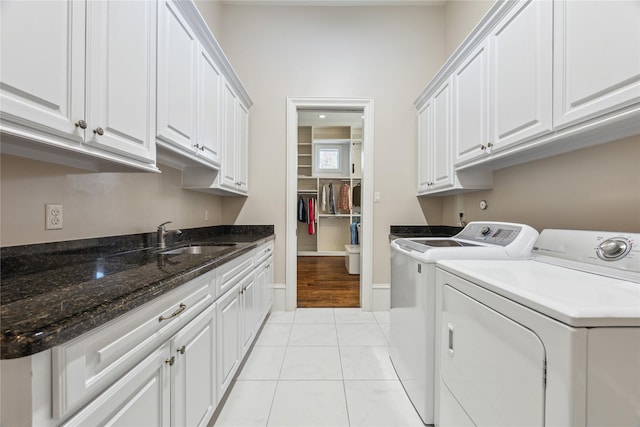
[93,127,104,136]
[480,145,486,151]
[75,120,87,129]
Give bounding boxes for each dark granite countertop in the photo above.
[389,225,463,241]
[0,225,274,359]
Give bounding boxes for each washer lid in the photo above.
[437,259,640,327]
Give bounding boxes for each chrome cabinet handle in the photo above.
[93,127,104,136]
[159,303,187,322]
[177,345,186,355]
[480,145,486,151]
[75,120,87,129]
[487,142,493,148]
[165,356,175,366]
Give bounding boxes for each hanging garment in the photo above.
[329,183,336,214]
[321,184,327,212]
[352,183,361,207]
[338,183,351,211]
[297,195,306,222]
[350,222,359,245]
[308,198,315,235]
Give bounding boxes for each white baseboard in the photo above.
[271,283,287,311]
[372,283,390,311]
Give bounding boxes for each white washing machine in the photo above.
[389,222,539,425]
[435,229,640,427]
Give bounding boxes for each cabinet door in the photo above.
[171,303,217,427]
[256,258,273,326]
[240,274,256,358]
[490,0,552,150]
[221,81,239,189]
[196,46,222,167]
[553,0,640,128]
[216,283,241,399]
[157,0,197,151]
[0,0,85,142]
[62,343,171,427]
[454,41,490,166]
[430,79,454,190]
[236,100,250,193]
[85,0,156,164]
[417,101,433,193]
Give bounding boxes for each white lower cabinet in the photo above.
[0,241,274,426]
[216,282,242,399]
[62,342,172,427]
[255,254,274,327]
[170,303,217,427]
[240,274,257,358]
[62,302,217,427]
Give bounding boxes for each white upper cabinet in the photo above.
[157,0,198,154]
[221,82,239,189]
[553,0,640,128]
[85,0,157,164]
[0,0,157,171]
[430,80,455,191]
[416,0,639,196]
[417,100,433,193]
[236,100,250,193]
[0,0,85,142]
[156,0,250,186]
[453,41,490,165]
[214,80,249,195]
[489,0,553,150]
[197,47,223,167]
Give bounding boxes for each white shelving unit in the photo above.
[297,125,362,256]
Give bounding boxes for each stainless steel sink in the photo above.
[160,243,236,255]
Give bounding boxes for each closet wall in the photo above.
[297,123,362,255]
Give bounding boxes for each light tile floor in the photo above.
[212,308,424,427]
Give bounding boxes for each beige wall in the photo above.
[440,135,640,232]
[444,0,495,57]
[0,154,224,246]
[211,5,447,285]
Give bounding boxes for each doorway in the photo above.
[286,98,374,311]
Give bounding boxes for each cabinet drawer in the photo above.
[52,269,216,420]
[255,240,274,265]
[217,251,255,297]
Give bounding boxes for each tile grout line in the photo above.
[265,312,296,427]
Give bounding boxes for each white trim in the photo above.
[286,97,375,311]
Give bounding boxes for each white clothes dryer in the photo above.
[435,229,640,427]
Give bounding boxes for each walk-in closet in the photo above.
[296,111,363,307]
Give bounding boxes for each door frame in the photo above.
[286,97,374,311]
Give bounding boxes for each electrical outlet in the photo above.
[46,204,63,230]
[204,209,209,221]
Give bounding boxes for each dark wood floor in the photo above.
[297,256,360,308]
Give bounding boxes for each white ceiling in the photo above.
[222,0,445,6]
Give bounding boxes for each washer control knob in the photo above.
[480,226,491,236]
[597,238,631,261]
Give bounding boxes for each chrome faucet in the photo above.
[157,221,182,249]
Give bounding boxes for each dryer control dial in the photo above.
[480,226,491,236]
[597,238,632,261]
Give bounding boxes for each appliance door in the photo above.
[389,245,434,424]
[440,284,546,427]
